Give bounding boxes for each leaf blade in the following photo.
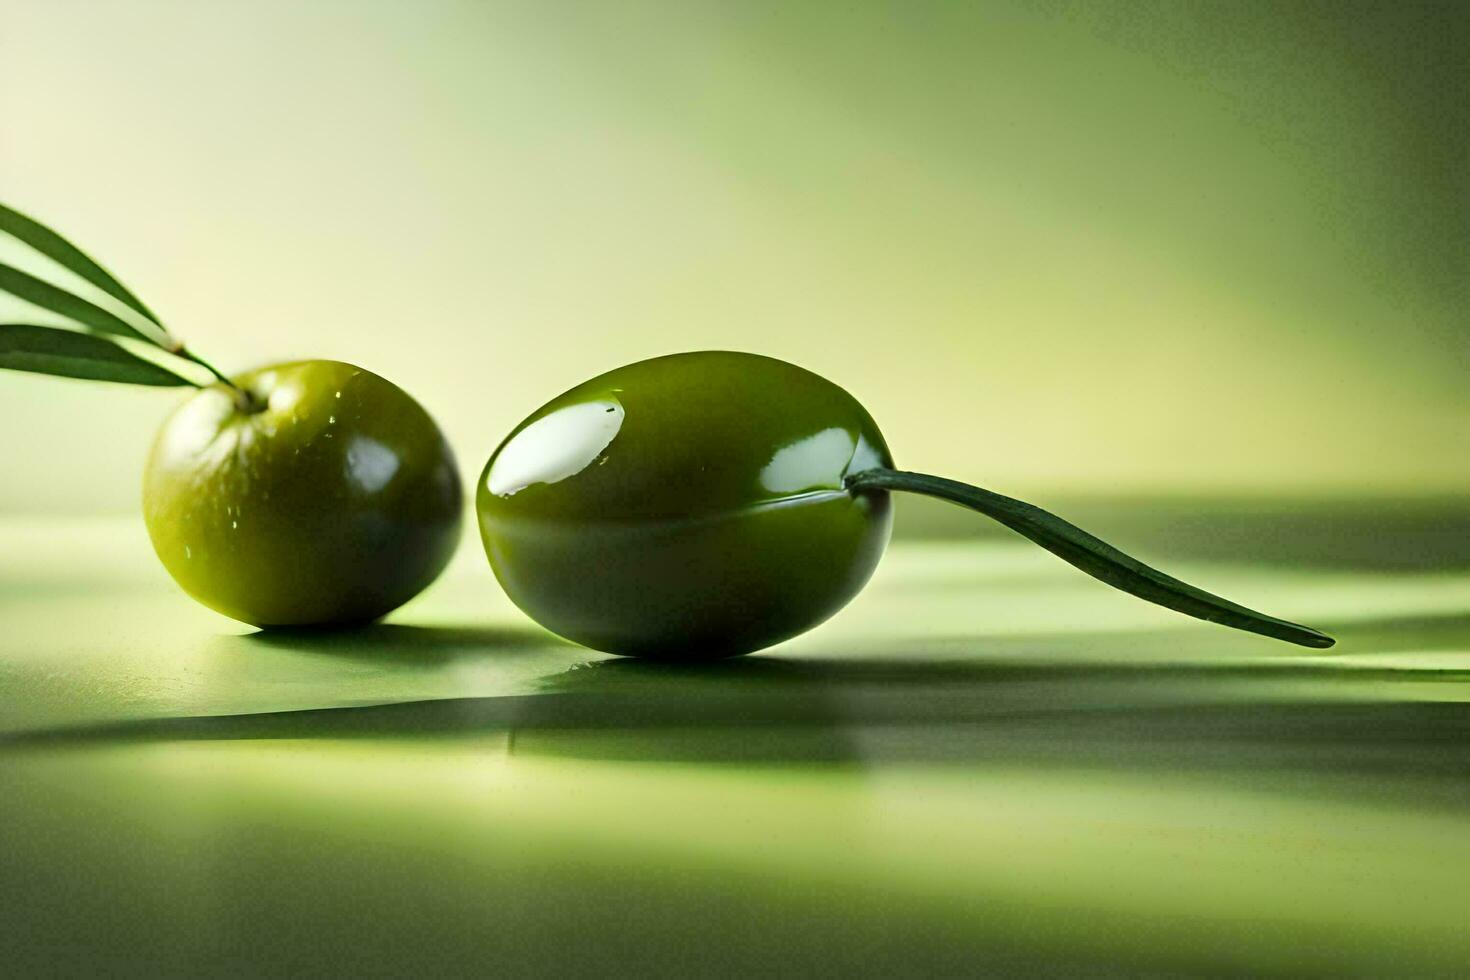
[0,323,194,387]
[846,467,1335,649]
[0,260,155,343]
[0,201,164,328]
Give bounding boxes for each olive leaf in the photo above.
[846,467,1335,649]
[0,260,157,344]
[0,201,164,329]
[0,323,194,386]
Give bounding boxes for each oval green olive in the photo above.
[477,351,893,659]
[144,360,462,627]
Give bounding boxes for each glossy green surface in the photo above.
[477,351,893,658]
[144,360,462,627]
[2,509,1470,976]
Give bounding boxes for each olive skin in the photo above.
[477,351,893,659]
[144,360,462,627]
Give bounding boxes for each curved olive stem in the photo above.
[845,468,1335,649]
[172,344,261,409]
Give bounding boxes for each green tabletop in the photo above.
[2,505,1468,976]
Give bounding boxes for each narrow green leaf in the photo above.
[846,467,1336,649]
[0,323,194,387]
[0,261,154,343]
[0,201,164,327]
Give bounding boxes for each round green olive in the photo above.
[479,350,1336,659]
[477,351,893,659]
[144,360,462,628]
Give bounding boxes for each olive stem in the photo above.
[844,467,1335,649]
[171,344,261,409]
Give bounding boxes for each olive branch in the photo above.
[0,201,235,389]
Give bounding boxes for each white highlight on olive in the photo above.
[347,436,402,494]
[157,387,238,463]
[760,427,856,495]
[849,433,885,476]
[488,399,625,497]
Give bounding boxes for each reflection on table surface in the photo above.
[2,506,1468,976]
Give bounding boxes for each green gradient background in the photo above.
[3,5,1470,976]
[1,0,1466,510]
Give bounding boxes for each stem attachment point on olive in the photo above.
[173,345,263,411]
[845,467,1335,650]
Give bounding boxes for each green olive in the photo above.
[477,351,893,658]
[144,360,462,627]
[479,350,1335,659]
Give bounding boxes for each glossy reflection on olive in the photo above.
[144,360,462,627]
[477,351,893,659]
